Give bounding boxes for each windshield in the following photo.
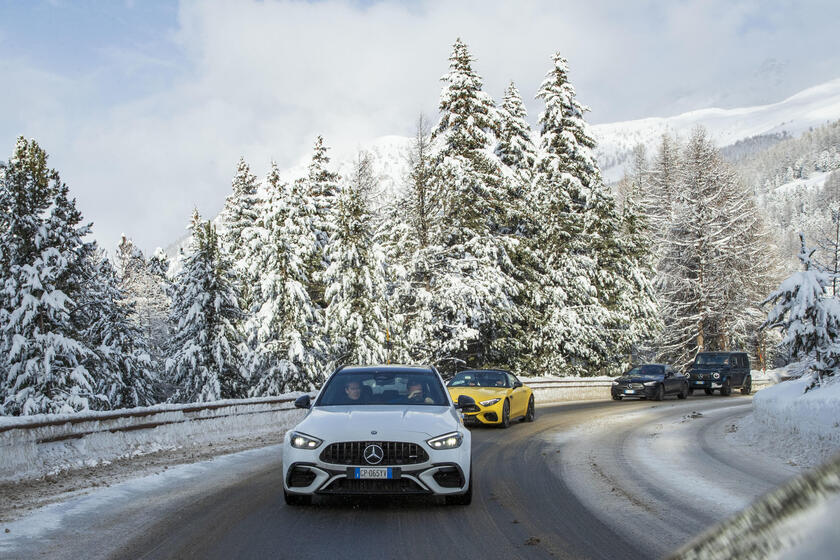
[695,354,730,366]
[315,370,449,406]
[625,365,664,377]
[448,370,510,388]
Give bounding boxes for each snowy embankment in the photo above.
[730,372,840,469]
[0,396,308,484]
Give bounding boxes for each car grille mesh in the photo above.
[320,441,429,466]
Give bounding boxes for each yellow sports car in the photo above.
[447,369,535,428]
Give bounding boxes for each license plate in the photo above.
[694,381,704,385]
[354,467,393,479]
[624,390,635,394]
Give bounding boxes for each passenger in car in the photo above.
[344,380,362,403]
[406,380,434,404]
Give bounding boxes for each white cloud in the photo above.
[2,0,839,254]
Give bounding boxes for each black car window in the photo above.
[316,371,448,406]
[627,365,664,376]
[695,354,730,366]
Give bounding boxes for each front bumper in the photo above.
[611,385,657,398]
[688,379,723,389]
[282,440,471,497]
[460,400,504,425]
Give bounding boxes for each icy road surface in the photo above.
[0,396,808,559]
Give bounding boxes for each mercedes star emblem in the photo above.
[363,444,384,465]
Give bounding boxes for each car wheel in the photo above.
[499,400,511,428]
[653,383,664,401]
[740,375,752,395]
[445,467,473,506]
[523,395,535,422]
[721,379,732,396]
[704,389,714,395]
[677,384,688,399]
[284,490,311,506]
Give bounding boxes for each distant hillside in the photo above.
[591,77,840,181]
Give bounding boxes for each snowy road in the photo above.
[0,396,803,559]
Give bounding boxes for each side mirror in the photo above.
[513,380,523,388]
[294,394,311,409]
[455,395,479,414]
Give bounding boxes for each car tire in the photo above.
[445,467,473,506]
[523,396,535,422]
[499,400,511,428]
[704,389,714,395]
[721,379,732,396]
[284,490,312,506]
[740,375,752,395]
[677,384,688,399]
[653,383,664,401]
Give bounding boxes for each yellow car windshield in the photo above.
[448,371,509,388]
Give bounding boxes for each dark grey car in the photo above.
[611,364,689,401]
[686,352,752,396]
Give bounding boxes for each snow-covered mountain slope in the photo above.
[593,77,840,181]
[166,78,840,261]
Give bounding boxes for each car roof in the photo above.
[335,365,436,375]
[456,368,512,374]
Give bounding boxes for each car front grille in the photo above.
[319,478,429,494]
[629,383,645,390]
[320,441,429,466]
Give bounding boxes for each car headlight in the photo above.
[426,432,463,450]
[713,372,720,379]
[289,431,323,449]
[612,381,619,386]
[479,398,501,407]
[643,381,658,387]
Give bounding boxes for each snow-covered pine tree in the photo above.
[166,212,246,402]
[495,81,537,173]
[83,252,157,408]
[533,53,660,375]
[324,152,388,367]
[305,136,341,309]
[0,138,100,414]
[115,235,171,377]
[656,127,777,368]
[426,38,520,372]
[249,164,325,395]
[220,157,262,313]
[762,234,840,386]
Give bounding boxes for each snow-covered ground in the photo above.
[728,373,840,469]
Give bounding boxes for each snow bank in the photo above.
[732,373,840,468]
[0,396,308,483]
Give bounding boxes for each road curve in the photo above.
[0,397,798,560]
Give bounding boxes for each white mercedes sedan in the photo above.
[282,365,476,506]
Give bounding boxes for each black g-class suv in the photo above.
[686,352,752,396]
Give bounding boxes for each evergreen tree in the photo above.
[762,234,840,385]
[324,153,388,367]
[495,81,537,172]
[84,253,157,408]
[0,139,100,414]
[249,165,325,395]
[166,212,246,402]
[305,136,341,310]
[220,157,262,312]
[424,38,520,372]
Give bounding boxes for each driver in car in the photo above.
[405,380,434,404]
[344,380,363,403]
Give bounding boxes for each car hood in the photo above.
[689,365,729,374]
[616,375,663,383]
[297,405,459,440]
[447,387,510,400]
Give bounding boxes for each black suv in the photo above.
[686,352,752,396]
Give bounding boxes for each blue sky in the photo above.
[2,0,839,253]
